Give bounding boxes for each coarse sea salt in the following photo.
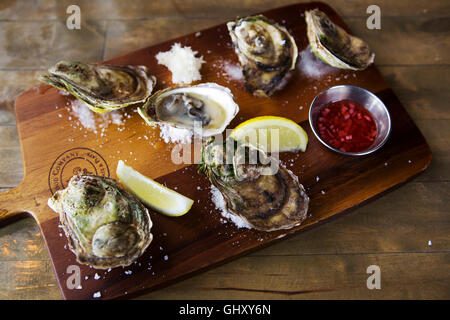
[221,60,244,81]
[210,184,251,229]
[158,123,193,144]
[58,90,71,96]
[156,42,205,84]
[297,45,336,79]
[70,99,124,132]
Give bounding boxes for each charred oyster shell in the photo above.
[199,138,309,231]
[305,9,375,70]
[138,83,239,137]
[40,61,156,113]
[227,15,298,97]
[48,175,153,269]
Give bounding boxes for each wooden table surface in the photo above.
[0,0,449,300]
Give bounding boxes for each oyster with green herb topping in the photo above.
[40,61,156,113]
[305,9,374,70]
[199,137,309,231]
[48,175,153,269]
[227,15,298,97]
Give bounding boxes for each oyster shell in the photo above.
[48,175,153,269]
[199,138,309,231]
[227,15,298,97]
[40,61,156,113]
[138,83,239,137]
[305,9,375,70]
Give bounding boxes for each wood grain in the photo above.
[171,0,450,18]
[413,119,450,182]
[0,0,448,300]
[138,252,450,299]
[344,17,450,65]
[379,66,450,120]
[0,260,60,300]
[2,0,447,20]
[0,0,177,21]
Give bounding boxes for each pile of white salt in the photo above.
[70,99,124,133]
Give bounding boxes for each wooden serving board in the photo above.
[0,2,431,300]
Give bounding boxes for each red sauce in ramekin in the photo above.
[316,99,377,153]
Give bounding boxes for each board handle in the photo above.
[0,187,30,225]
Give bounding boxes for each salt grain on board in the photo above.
[221,60,244,81]
[70,100,97,130]
[70,99,124,132]
[297,45,336,79]
[159,123,193,144]
[58,90,71,96]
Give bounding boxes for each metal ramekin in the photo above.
[309,85,391,156]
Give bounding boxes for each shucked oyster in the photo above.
[305,9,375,70]
[138,83,239,137]
[40,61,156,113]
[227,15,298,97]
[48,175,153,269]
[199,138,309,231]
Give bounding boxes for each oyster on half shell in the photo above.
[48,175,153,269]
[305,9,375,70]
[138,83,239,137]
[40,61,156,113]
[199,138,309,231]
[227,15,298,97]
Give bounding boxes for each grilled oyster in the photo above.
[48,175,153,269]
[199,138,309,231]
[138,83,239,137]
[227,15,298,97]
[305,9,375,70]
[40,61,156,113]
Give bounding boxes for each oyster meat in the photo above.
[40,61,156,113]
[227,15,298,97]
[138,83,239,137]
[199,138,309,231]
[305,9,375,70]
[48,175,153,269]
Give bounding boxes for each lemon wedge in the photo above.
[229,116,308,152]
[116,160,194,217]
